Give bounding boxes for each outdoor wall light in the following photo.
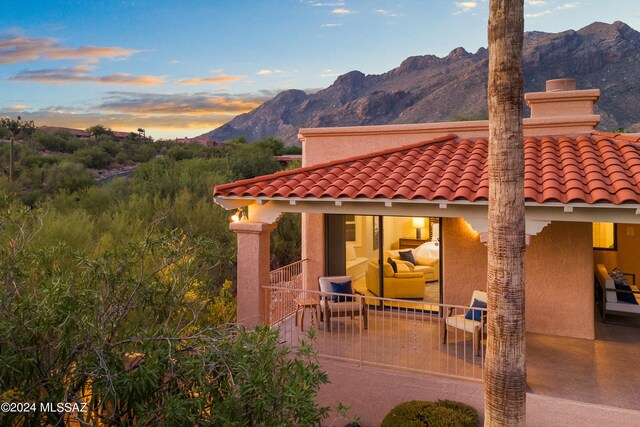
[412,217,425,239]
[231,208,246,223]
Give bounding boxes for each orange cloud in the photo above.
[6,104,30,111]
[98,91,262,115]
[0,35,140,64]
[179,74,243,85]
[0,90,279,138]
[9,67,164,86]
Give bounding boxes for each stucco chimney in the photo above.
[525,78,600,120]
[545,78,576,92]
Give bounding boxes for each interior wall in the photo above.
[359,216,379,261]
[593,250,618,271]
[443,218,595,339]
[382,216,431,250]
[615,224,640,286]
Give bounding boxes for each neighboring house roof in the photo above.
[214,133,640,205]
[39,125,90,138]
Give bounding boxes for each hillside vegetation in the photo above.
[0,119,324,426]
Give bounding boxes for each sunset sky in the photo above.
[2,0,639,139]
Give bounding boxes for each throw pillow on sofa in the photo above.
[387,257,398,273]
[399,250,417,266]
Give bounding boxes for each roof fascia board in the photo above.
[216,196,640,225]
[217,195,640,211]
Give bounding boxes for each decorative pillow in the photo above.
[464,298,488,322]
[330,280,354,302]
[613,281,639,305]
[382,262,395,277]
[387,257,398,273]
[396,263,411,272]
[399,250,417,266]
[345,243,357,261]
[609,268,625,285]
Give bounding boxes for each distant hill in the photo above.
[201,21,640,145]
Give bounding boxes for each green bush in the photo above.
[381,400,478,427]
[73,145,113,168]
[45,161,95,194]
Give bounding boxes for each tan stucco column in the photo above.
[229,220,276,328]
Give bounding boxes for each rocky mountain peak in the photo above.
[201,21,640,145]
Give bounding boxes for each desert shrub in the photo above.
[32,131,83,153]
[45,161,94,194]
[381,400,478,427]
[73,145,113,168]
[0,203,326,426]
[228,143,279,180]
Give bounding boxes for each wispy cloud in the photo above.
[556,2,579,10]
[303,1,345,7]
[526,10,551,17]
[454,2,478,14]
[321,23,342,27]
[0,35,140,65]
[178,74,243,85]
[256,69,284,76]
[6,104,30,111]
[525,0,547,5]
[9,66,164,86]
[525,1,580,18]
[320,69,340,77]
[375,9,398,17]
[331,8,355,15]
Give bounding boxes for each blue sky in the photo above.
[1,0,639,139]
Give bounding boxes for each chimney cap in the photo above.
[546,78,576,92]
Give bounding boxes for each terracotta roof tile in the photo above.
[214,134,640,206]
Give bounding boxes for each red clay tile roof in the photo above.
[214,133,640,205]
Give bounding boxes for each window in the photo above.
[593,222,616,250]
[345,215,356,242]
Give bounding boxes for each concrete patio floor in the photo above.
[276,307,640,412]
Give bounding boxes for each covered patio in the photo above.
[273,303,640,412]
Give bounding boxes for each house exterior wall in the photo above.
[303,213,325,290]
[443,218,595,339]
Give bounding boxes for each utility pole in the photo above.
[9,137,14,183]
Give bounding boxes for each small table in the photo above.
[294,298,320,331]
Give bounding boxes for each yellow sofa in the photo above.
[384,250,440,282]
[365,259,425,299]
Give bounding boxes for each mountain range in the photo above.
[201,21,640,145]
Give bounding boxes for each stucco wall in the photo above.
[303,213,325,291]
[443,219,595,339]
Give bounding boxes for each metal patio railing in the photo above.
[262,285,486,381]
[266,259,306,324]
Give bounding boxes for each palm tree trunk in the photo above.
[485,1,526,426]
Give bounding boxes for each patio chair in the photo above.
[318,275,368,332]
[442,290,487,356]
